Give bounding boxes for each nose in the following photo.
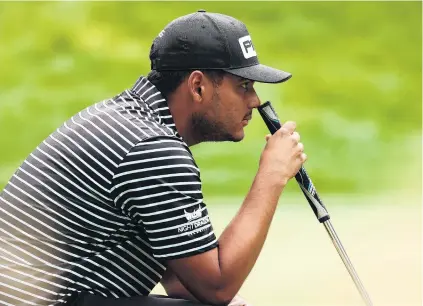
[248,91,261,109]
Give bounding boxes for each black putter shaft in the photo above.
[257,101,373,306]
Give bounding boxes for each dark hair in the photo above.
[147,69,226,100]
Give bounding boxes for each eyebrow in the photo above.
[236,77,251,83]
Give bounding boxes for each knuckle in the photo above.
[278,127,288,135]
[290,133,299,143]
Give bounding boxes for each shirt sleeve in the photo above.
[112,136,218,260]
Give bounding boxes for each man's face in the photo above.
[192,73,260,143]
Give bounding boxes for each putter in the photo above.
[257,101,373,306]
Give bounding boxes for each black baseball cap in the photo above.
[149,10,292,84]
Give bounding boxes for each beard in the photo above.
[191,112,236,143]
[191,90,240,143]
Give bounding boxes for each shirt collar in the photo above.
[130,76,178,134]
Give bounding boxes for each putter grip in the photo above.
[257,101,330,223]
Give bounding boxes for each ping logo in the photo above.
[184,205,202,221]
[158,30,165,38]
[238,35,257,59]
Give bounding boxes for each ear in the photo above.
[187,70,207,103]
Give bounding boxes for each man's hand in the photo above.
[259,121,307,185]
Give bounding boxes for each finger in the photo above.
[299,152,307,163]
[277,127,289,136]
[265,134,271,141]
[296,142,304,153]
[291,131,300,143]
[281,121,296,134]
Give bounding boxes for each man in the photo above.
[0,10,306,306]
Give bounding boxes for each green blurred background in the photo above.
[0,1,421,197]
[0,2,421,305]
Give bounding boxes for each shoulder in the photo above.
[111,136,202,211]
[112,136,200,190]
[128,136,194,160]
[117,136,198,173]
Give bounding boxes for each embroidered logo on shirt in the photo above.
[178,216,210,234]
[184,205,202,221]
[178,205,209,235]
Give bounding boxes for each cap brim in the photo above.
[223,64,292,84]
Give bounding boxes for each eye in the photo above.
[240,82,250,92]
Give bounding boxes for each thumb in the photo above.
[265,134,271,142]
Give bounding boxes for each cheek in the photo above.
[223,92,244,115]
[218,102,240,127]
[214,90,245,128]
[228,98,246,123]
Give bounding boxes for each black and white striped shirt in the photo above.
[0,76,218,305]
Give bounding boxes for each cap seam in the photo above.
[203,13,232,68]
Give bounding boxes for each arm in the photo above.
[166,170,283,305]
[161,268,250,306]
[161,267,199,301]
[167,122,306,305]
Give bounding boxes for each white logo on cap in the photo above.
[238,35,257,59]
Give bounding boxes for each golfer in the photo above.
[0,10,306,306]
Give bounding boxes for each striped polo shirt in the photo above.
[0,76,218,305]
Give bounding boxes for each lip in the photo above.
[242,114,252,126]
[243,113,252,121]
